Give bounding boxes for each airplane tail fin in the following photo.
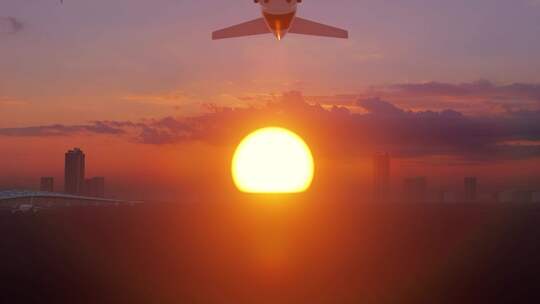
[289,17,348,39]
[212,18,270,40]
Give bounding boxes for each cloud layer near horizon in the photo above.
[308,80,540,115]
[2,86,540,161]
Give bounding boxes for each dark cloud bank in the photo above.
[344,80,540,114]
[389,80,540,102]
[2,86,540,161]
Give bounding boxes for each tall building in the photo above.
[464,177,478,202]
[373,153,391,202]
[84,177,105,198]
[404,177,427,203]
[65,148,85,195]
[40,177,54,192]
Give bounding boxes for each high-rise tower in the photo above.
[65,148,85,195]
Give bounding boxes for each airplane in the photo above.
[212,0,348,40]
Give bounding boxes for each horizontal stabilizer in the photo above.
[290,17,348,39]
[212,18,270,40]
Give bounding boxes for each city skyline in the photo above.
[2,147,538,203]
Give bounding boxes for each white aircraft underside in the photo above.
[212,0,348,40]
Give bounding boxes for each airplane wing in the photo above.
[289,17,348,39]
[212,18,270,40]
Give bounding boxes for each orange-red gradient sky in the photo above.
[1,0,540,199]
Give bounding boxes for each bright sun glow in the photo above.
[232,127,314,193]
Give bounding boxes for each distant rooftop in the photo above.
[66,147,84,153]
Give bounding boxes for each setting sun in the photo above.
[232,127,314,193]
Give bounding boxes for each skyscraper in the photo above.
[65,148,85,195]
[464,177,477,202]
[40,177,54,192]
[373,153,391,202]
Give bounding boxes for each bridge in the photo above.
[0,190,142,211]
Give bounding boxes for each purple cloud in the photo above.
[389,81,540,102]
[0,123,124,137]
[357,98,404,116]
[2,90,540,161]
